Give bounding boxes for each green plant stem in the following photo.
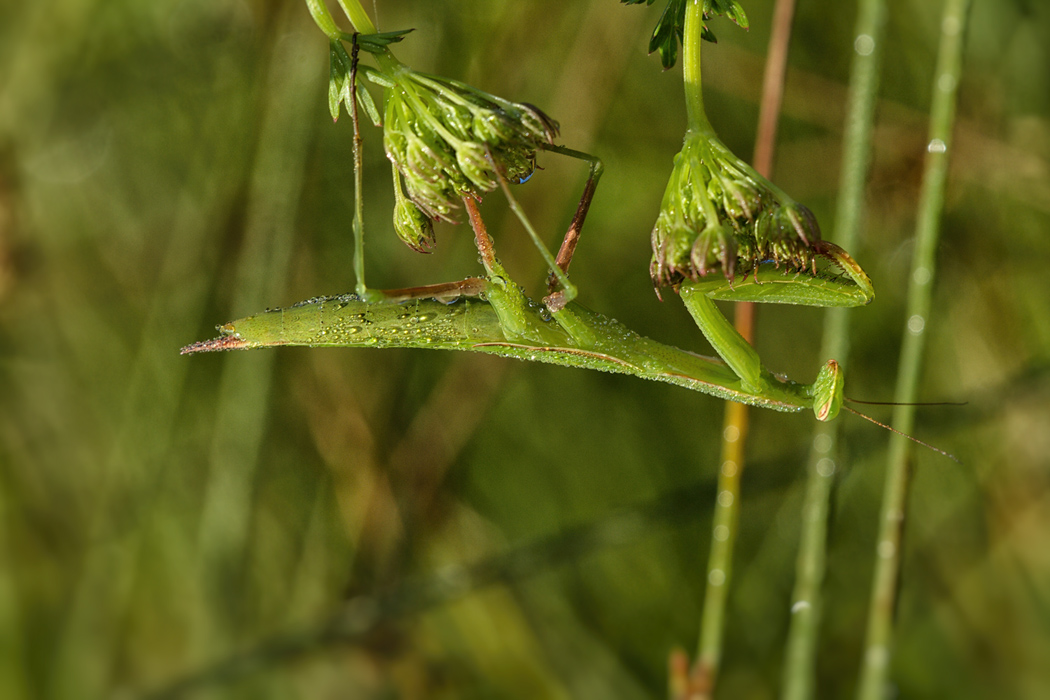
[304,0,342,39]
[855,1,971,698]
[335,0,377,34]
[782,0,887,697]
[694,402,746,694]
[304,0,403,297]
[333,0,405,78]
[350,37,368,297]
[190,6,322,658]
[688,4,740,686]
[693,0,798,693]
[682,0,715,135]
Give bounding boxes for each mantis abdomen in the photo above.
[184,294,825,416]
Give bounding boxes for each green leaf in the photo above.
[621,0,749,68]
[328,40,351,121]
[356,82,381,127]
[650,0,686,70]
[705,0,749,30]
[345,28,415,54]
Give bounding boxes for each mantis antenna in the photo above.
[842,406,960,463]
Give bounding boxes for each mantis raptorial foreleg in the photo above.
[675,243,873,421]
[541,145,604,299]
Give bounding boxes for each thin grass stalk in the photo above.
[855,1,971,697]
[693,0,797,693]
[48,47,261,700]
[191,7,322,657]
[781,0,887,696]
[695,402,747,695]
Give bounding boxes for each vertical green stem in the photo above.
[350,37,368,297]
[304,0,401,297]
[855,1,970,698]
[682,0,714,135]
[694,402,746,694]
[692,0,798,693]
[782,1,887,695]
[685,0,732,690]
[306,0,403,77]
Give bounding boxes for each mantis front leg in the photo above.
[679,284,846,422]
[542,145,604,307]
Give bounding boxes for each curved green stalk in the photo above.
[781,0,888,697]
[188,9,322,661]
[335,0,376,34]
[305,0,342,39]
[856,1,971,698]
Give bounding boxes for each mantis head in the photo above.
[811,359,845,422]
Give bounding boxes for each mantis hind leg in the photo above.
[364,278,489,303]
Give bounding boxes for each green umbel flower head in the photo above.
[383,71,558,230]
[650,130,822,287]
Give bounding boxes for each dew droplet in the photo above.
[854,34,875,56]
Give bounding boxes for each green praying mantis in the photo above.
[184,0,952,453]
[181,198,869,422]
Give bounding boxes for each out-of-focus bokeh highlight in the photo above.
[1,0,1048,697]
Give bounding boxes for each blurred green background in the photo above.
[2,0,1048,697]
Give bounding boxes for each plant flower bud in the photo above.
[650,129,822,287]
[382,69,559,250]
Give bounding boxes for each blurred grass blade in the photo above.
[45,26,261,700]
[0,459,29,700]
[781,0,888,696]
[856,1,973,698]
[694,0,797,694]
[189,6,324,664]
